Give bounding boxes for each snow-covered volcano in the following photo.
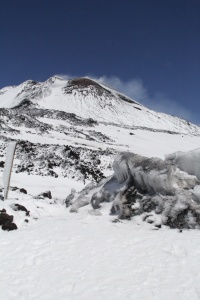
[0,76,199,134]
[1,75,200,185]
[1,76,200,299]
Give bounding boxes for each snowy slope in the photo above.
[0,76,199,134]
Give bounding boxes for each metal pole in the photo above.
[3,140,17,200]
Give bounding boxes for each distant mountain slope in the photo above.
[0,76,199,134]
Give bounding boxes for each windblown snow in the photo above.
[1,76,200,300]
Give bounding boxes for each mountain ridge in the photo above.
[0,76,199,135]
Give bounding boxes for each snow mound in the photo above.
[165,148,200,180]
[71,149,200,229]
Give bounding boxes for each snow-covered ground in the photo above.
[1,216,200,300]
[1,133,200,299]
[9,120,200,158]
[1,174,200,300]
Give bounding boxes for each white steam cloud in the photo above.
[95,76,192,121]
[96,76,148,102]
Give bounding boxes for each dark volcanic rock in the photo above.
[12,204,30,215]
[69,78,103,90]
[2,222,18,231]
[0,212,13,225]
[0,161,4,168]
[10,140,113,183]
[20,188,27,194]
[42,191,52,199]
[0,209,18,231]
[10,186,18,191]
[35,191,52,199]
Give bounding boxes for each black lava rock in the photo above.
[10,186,18,191]
[0,210,18,231]
[0,161,5,168]
[2,222,18,231]
[42,191,52,199]
[20,188,27,194]
[0,212,14,226]
[36,191,52,199]
[12,204,30,216]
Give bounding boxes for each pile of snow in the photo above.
[71,149,200,229]
[165,148,200,180]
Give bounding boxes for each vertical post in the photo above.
[3,140,17,200]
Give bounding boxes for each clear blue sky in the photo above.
[1,0,200,123]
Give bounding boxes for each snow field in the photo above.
[1,201,200,300]
[7,119,200,160]
[1,171,200,299]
